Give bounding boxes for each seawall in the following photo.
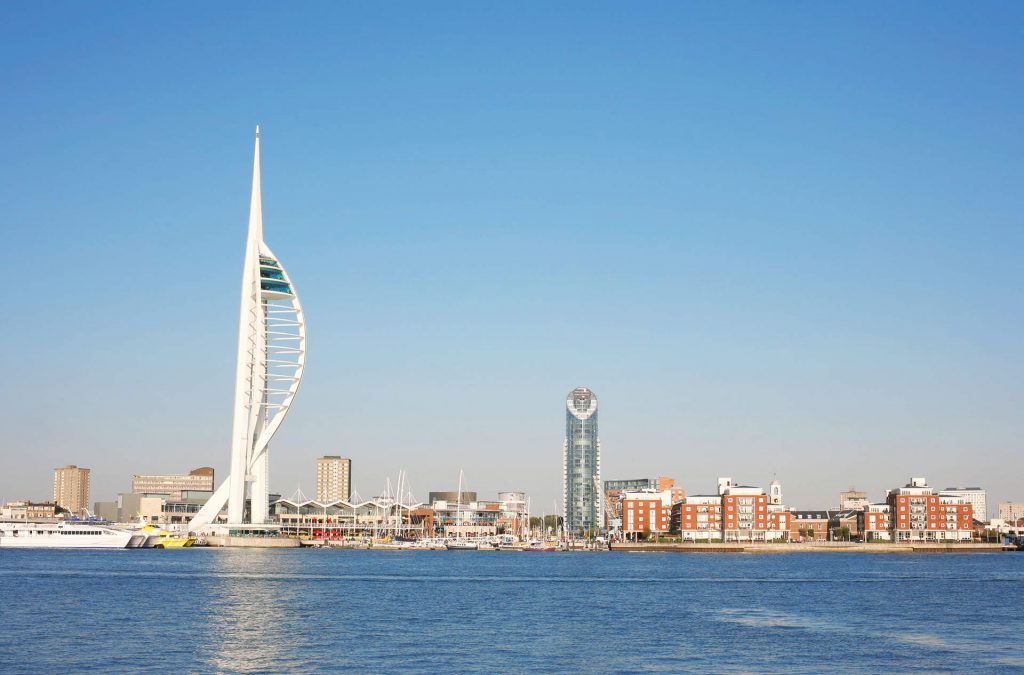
[610,542,1011,553]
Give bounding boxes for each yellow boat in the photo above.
[134,523,196,548]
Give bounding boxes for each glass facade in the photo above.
[563,387,601,534]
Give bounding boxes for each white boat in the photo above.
[0,520,134,549]
[445,539,479,551]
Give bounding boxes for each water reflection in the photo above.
[194,550,312,673]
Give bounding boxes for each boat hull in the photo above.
[0,523,133,549]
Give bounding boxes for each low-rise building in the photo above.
[828,509,861,540]
[789,510,830,542]
[274,497,427,539]
[605,477,683,526]
[672,495,722,541]
[860,504,892,541]
[1,500,61,520]
[839,488,869,511]
[721,483,769,542]
[621,490,672,539]
[768,508,791,538]
[668,478,789,542]
[131,467,214,501]
[888,477,973,542]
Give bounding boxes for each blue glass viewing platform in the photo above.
[261,280,293,295]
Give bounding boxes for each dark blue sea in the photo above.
[1,549,1021,673]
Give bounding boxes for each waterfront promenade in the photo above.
[611,541,1012,553]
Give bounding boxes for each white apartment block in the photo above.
[939,487,987,522]
[998,502,1024,523]
[316,456,352,502]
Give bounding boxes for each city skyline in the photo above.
[1,5,1022,512]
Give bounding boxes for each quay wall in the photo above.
[610,542,1011,553]
[204,535,301,548]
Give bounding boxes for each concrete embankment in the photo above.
[610,542,1012,553]
[203,535,301,548]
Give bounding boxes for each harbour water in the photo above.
[1,549,1021,673]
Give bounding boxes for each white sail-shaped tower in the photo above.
[190,127,306,532]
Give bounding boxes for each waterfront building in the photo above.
[938,487,987,522]
[859,504,892,541]
[274,497,428,539]
[189,128,306,532]
[605,478,658,492]
[673,476,788,541]
[1,501,60,520]
[563,387,602,535]
[428,490,478,504]
[426,491,527,537]
[91,500,119,522]
[839,488,869,511]
[316,456,352,502]
[887,477,973,542]
[789,511,830,542]
[669,479,789,542]
[621,490,672,538]
[605,476,683,526]
[160,491,217,524]
[828,509,861,540]
[496,491,528,534]
[53,465,90,515]
[99,493,164,523]
[768,508,792,538]
[432,498,501,537]
[998,502,1024,524]
[721,483,769,542]
[131,467,214,501]
[671,495,722,541]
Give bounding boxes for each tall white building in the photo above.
[316,456,352,502]
[997,502,1024,524]
[939,487,987,522]
[190,128,306,531]
[563,387,601,534]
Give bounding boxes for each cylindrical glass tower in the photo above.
[563,387,601,535]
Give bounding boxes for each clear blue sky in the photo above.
[1,3,1021,513]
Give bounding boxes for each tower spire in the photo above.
[248,125,263,243]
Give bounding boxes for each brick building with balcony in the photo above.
[671,495,722,541]
[888,477,973,542]
[622,490,672,539]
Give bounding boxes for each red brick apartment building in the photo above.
[622,491,672,538]
[887,477,973,542]
[672,495,722,541]
[669,478,790,542]
[721,487,770,542]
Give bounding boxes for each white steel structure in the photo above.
[190,127,306,531]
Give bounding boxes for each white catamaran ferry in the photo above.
[0,521,134,549]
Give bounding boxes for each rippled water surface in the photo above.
[1,549,1021,673]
